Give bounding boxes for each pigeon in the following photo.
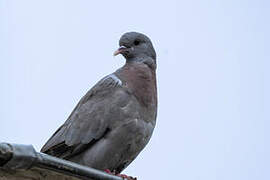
[41,32,158,175]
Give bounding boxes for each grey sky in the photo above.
[1,0,269,179]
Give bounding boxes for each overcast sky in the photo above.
[0,0,269,180]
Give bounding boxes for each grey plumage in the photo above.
[41,32,157,173]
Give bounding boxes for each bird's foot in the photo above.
[116,173,137,180]
[104,169,137,180]
[104,169,116,175]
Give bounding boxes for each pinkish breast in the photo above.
[118,62,157,108]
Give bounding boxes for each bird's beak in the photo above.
[113,46,128,56]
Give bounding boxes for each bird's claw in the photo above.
[104,169,137,180]
[116,174,137,180]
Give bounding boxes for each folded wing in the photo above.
[41,74,125,159]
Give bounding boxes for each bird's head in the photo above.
[114,32,156,67]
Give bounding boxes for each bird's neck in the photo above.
[126,56,156,70]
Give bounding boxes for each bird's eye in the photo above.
[134,40,140,46]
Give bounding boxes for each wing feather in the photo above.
[41,74,124,158]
